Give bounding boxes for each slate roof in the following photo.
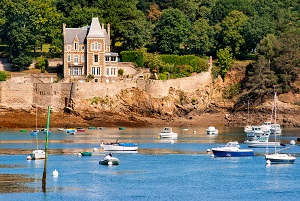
[64,27,88,44]
[64,17,110,45]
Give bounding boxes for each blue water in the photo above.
[1,127,300,200]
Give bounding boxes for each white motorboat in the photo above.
[212,141,254,157]
[270,124,282,135]
[244,125,252,133]
[261,121,271,132]
[251,126,264,135]
[101,142,138,151]
[159,127,178,138]
[28,149,45,160]
[206,126,218,135]
[244,135,280,148]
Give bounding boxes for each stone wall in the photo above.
[0,68,212,111]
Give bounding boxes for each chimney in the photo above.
[63,23,66,37]
[107,23,110,44]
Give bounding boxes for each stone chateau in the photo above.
[63,17,119,81]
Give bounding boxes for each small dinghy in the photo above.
[99,153,119,165]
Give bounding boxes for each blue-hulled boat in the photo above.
[212,141,254,157]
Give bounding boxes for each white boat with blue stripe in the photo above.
[212,141,254,157]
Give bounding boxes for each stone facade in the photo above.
[63,17,118,80]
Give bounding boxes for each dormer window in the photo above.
[74,42,78,50]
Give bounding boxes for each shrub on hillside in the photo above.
[12,54,32,71]
[35,56,48,69]
[120,50,144,67]
[0,71,7,81]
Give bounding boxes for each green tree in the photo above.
[0,0,63,59]
[217,47,233,79]
[154,8,191,54]
[219,10,248,57]
[256,34,277,69]
[242,16,276,54]
[273,32,300,82]
[12,53,32,71]
[98,0,151,51]
[185,18,215,56]
[243,56,278,102]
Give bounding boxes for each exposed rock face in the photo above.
[0,62,299,128]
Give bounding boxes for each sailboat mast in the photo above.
[35,106,38,150]
[247,100,249,125]
[45,106,51,158]
[274,92,277,153]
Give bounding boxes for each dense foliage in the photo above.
[0,0,299,100]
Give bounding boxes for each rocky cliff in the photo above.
[1,61,300,129]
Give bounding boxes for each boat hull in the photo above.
[99,158,119,165]
[159,133,178,138]
[30,150,46,160]
[212,149,254,157]
[245,141,280,148]
[265,154,296,164]
[206,131,218,135]
[81,152,92,156]
[102,143,138,151]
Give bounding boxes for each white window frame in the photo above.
[96,67,101,75]
[105,56,109,61]
[111,68,116,76]
[81,55,85,63]
[97,43,101,50]
[67,55,71,62]
[91,43,94,50]
[67,45,71,51]
[74,68,79,75]
[81,45,85,51]
[92,67,96,75]
[74,55,79,65]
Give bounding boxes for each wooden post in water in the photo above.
[42,106,51,192]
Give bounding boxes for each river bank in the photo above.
[0,108,299,129]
